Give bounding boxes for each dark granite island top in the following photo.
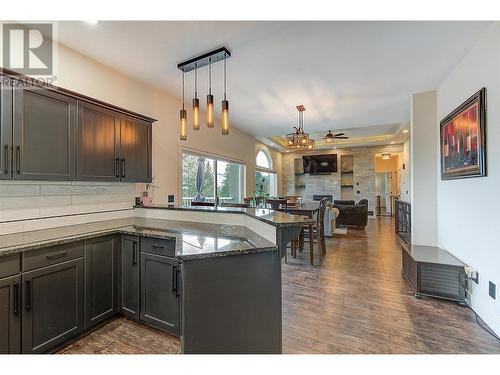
[0,217,276,261]
[135,204,316,227]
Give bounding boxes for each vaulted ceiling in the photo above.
[56,21,490,145]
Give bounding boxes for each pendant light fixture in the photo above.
[192,63,200,130]
[221,56,229,135]
[180,71,187,141]
[286,105,314,150]
[177,47,231,141]
[206,57,215,128]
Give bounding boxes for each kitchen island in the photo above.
[0,207,311,354]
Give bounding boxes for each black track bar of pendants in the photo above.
[177,47,231,72]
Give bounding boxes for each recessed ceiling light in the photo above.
[390,141,395,144]
[84,20,99,25]
[403,129,409,134]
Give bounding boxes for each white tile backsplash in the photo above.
[0,180,144,225]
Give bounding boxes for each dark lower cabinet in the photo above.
[140,252,180,335]
[119,235,139,320]
[22,259,84,354]
[84,236,118,329]
[0,275,21,354]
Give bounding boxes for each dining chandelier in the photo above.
[177,47,231,141]
[286,105,315,150]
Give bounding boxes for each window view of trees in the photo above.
[182,154,214,201]
[182,153,245,205]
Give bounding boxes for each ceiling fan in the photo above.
[323,130,349,143]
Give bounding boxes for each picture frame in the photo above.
[440,87,486,180]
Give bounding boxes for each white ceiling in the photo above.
[56,21,490,141]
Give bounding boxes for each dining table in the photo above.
[277,201,320,265]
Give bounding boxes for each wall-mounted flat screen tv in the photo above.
[302,154,338,174]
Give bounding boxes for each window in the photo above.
[182,152,246,205]
[256,150,272,169]
[255,149,277,197]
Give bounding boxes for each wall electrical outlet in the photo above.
[489,281,496,300]
[168,194,174,203]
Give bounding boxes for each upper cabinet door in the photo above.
[77,101,120,181]
[12,88,76,180]
[120,115,152,183]
[0,79,12,180]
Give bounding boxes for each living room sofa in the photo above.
[333,199,369,227]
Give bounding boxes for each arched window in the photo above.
[256,150,272,170]
[255,149,277,197]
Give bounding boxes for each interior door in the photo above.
[77,101,120,181]
[13,88,76,180]
[0,79,12,180]
[120,115,152,182]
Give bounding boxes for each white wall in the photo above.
[437,22,500,335]
[411,91,438,246]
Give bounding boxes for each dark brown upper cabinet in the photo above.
[77,101,121,182]
[0,69,155,183]
[13,88,77,180]
[0,79,12,180]
[120,115,152,183]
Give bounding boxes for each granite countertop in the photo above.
[0,217,276,261]
[401,242,465,266]
[135,205,316,227]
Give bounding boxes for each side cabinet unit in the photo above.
[120,115,152,182]
[77,101,121,181]
[22,258,84,353]
[13,87,77,180]
[0,275,21,354]
[0,79,12,180]
[119,235,140,320]
[140,251,180,335]
[0,254,21,354]
[401,244,466,304]
[84,236,119,329]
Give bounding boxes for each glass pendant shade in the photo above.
[221,100,229,135]
[206,94,214,128]
[193,98,200,130]
[180,109,187,141]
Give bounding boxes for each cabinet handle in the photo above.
[172,266,177,293]
[46,251,67,260]
[132,241,137,265]
[13,281,19,316]
[15,146,20,174]
[25,280,31,312]
[121,158,126,179]
[151,244,164,249]
[115,158,120,178]
[3,144,8,174]
[176,268,181,297]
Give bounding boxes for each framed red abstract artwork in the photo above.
[440,88,486,180]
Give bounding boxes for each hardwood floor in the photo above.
[59,217,500,354]
[57,317,181,354]
[283,217,500,354]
